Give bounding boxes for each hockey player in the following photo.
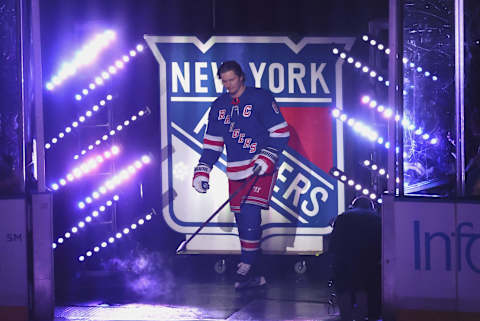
[192,60,290,290]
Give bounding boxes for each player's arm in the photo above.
[252,91,290,175]
[193,105,224,193]
[261,92,290,151]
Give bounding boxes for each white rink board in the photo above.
[385,198,480,313]
[0,198,28,306]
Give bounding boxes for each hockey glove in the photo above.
[192,163,211,193]
[252,148,278,175]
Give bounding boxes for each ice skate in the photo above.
[234,262,266,290]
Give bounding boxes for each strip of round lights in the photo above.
[74,44,145,101]
[361,159,402,185]
[45,94,114,150]
[52,195,119,249]
[329,167,382,204]
[360,95,439,145]
[77,209,157,261]
[361,35,438,81]
[331,108,390,148]
[332,48,389,87]
[46,30,116,90]
[73,107,150,160]
[76,154,152,209]
[50,146,120,191]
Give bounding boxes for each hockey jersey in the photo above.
[199,86,290,180]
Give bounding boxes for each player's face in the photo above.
[220,70,245,97]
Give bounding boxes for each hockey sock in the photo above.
[235,203,262,266]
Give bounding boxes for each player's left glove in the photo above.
[252,147,278,175]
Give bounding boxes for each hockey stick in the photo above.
[176,167,261,253]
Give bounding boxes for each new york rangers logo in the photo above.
[145,36,354,253]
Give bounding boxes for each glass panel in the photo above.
[402,0,456,195]
[464,0,480,196]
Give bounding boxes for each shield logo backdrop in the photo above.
[145,36,354,253]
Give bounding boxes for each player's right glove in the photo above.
[192,163,211,193]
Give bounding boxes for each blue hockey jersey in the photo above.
[199,87,290,180]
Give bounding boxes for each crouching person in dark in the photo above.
[329,196,381,321]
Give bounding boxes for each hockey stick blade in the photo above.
[176,240,187,253]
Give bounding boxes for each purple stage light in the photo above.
[361,159,388,178]
[332,48,388,87]
[46,30,116,91]
[53,196,120,250]
[77,209,157,262]
[75,43,146,100]
[73,107,150,160]
[329,167,381,203]
[77,155,152,207]
[359,95,439,145]
[45,94,113,150]
[331,108,385,146]
[50,146,120,192]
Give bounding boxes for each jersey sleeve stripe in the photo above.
[227,161,254,173]
[270,131,290,138]
[226,166,254,180]
[203,138,224,147]
[273,127,289,133]
[203,143,223,152]
[227,159,251,167]
[204,134,224,142]
[268,121,288,133]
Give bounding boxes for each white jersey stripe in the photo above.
[227,159,251,167]
[268,121,288,133]
[203,144,223,152]
[270,132,290,138]
[204,134,223,142]
[227,167,254,180]
[239,238,260,243]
